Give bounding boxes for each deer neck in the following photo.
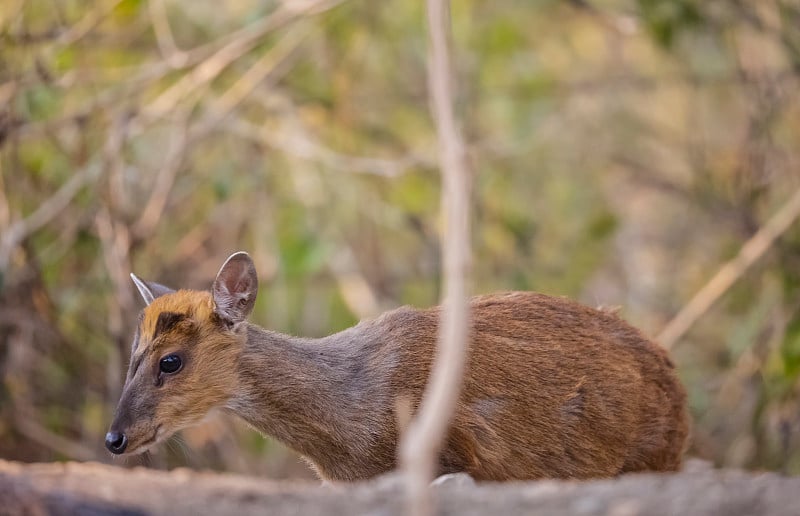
[224,323,368,466]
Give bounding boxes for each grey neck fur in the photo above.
[224,323,390,476]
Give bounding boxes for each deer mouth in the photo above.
[124,424,163,455]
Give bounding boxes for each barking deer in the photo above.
[106,252,689,481]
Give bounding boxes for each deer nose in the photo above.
[105,431,128,454]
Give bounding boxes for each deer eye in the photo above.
[159,354,182,374]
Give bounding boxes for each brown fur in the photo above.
[109,258,689,482]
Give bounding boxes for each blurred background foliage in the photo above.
[1,0,800,479]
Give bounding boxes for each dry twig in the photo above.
[224,114,428,177]
[135,0,343,129]
[658,186,800,349]
[0,162,102,271]
[399,0,471,515]
[194,26,309,133]
[148,0,187,68]
[132,110,192,239]
[14,412,98,462]
[55,0,126,48]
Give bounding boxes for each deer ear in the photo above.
[212,252,258,324]
[130,273,175,306]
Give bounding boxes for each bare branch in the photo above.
[135,0,344,129]
[95,205,134,399]
[194,25,309,133]
[104,116,131,218]
[223,115,428,177]
[0,159,10,231]
[148,0,188,68]
[329,246,381,319]
[658,186,800,349]
[132,110,191,239]
[131,28,308,239]
[14,412,98,462]
[0,161,101,271]
[0,0,25,32]
[56,0,126,48]
[400,0,471,515]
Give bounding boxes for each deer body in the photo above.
[107,252,689,482]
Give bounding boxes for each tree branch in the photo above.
[194,25,309,133]
[0,161,101,271]
[135,0,344,130]
[132,110,191,239]
[400,0,471,515]
[658,186,800,349]
[148,0,188,68]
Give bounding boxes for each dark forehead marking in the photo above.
[153,311,186,339]
[129,311,185,379]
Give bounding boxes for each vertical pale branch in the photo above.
[399,0,471,515]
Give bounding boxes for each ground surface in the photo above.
[1,459,799,516]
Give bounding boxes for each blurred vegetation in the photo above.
[1,0,800,478]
